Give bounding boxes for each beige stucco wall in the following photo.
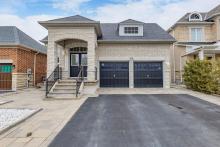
[96,43,172,88]
[47,27,97,81]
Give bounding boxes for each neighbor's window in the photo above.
[191,28,203,42]
[124,27,138,34]
[189,13,202,21]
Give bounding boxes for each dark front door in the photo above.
[0,63,12,90]
[134,62,163,88]
[70,53,87,77]
[100,62,129,87]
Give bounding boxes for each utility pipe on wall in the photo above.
[34,51,40,86]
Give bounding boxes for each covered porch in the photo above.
[48,38,97,82]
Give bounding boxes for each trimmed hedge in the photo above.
[183,60,220,95]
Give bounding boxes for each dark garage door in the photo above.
[134,62,163,88]
[100,62,129,87]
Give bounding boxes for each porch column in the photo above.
[199,49,204,60]
[129,57,134,88]
[47,40,58,77]
[87,41,96,81]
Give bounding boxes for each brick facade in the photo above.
[0,46,47,88]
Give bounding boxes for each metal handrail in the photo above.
[45,65,61,97]
[76,66,84,98]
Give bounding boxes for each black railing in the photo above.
[76,66,84,98]
[46,65,61,97]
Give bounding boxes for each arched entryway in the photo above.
[55,39,88,79]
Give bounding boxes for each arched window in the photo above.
[189,13,202,21]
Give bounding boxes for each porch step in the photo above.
[47,93,77,100]
[59,80,76,83]
[53,89,76,93]
[57,82,76,85]
[46,79,81,100]
[50,91,76,94]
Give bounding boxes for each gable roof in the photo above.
[206,4,220,20]
[44,15,97,23]
[177,12,207,23]
[99,23,175,42]
[40,16,175,43]
[120,19,144,24]
[0,26,47,54]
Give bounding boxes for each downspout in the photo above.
[34,51,40,86]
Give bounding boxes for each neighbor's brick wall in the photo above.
[35,52,47,84]
[17,47,47,85]
[0,47,47,86]
[0,48,18,72]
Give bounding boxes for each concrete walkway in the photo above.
[0,88,86,147]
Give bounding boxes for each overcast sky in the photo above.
[0,0,219,42]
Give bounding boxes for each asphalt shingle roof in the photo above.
[206,4,220,19]
[0,26,47,54]
[99,23,175,41]
[40,15,175,43]
[45,15,97,23]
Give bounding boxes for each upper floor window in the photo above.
[124,27,139,34]
[191,28,203,42]
[189,13,202,21]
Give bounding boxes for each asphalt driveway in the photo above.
[49,94,220,147]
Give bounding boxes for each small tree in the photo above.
[183,60,220,94]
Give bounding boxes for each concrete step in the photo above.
[56,83,77,86]
[58,80,76,84]
[50,91,76,94]
[47,94,77,100]
[53,87,76,90]
[53,89,76,93]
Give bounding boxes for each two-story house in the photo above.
[168,4,220,83]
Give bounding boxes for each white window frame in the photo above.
[119,24,144,36]
[124,27,139,34]
[189,12,202,21]
[189,27,204,42]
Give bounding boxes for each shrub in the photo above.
[183,60,220,94]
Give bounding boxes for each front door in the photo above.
[70,53,87,77]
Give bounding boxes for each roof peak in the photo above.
[45,15,97,23]
[120,19,144,24]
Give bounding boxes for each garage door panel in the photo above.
[134,62,163,88]
[100,62,129,87]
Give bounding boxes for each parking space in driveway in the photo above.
[49,94,220,147]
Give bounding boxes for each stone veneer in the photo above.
[47,27,172,88]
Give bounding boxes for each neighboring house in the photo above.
[39,15,175,97]
[168,4,220,83]
[0,26,47,91]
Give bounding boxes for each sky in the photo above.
[0,0,219,42]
